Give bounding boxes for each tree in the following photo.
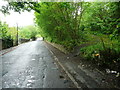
[1,1,120,50]
[34,2,86,47]
[0,21,8,38]
[0,20,13,49]
[19,25,38,40]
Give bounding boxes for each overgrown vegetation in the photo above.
[79,2,120,72]
[1,1,120,72]
[80,38,120,71]
[0,20,40,49]
[19,25,39,40]
[0,21,13,49]
[34,2,120,71]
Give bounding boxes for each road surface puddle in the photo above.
[39,57,44,60]
[30,76,35,79]
[31,59,36,61]
[28,80,35,83]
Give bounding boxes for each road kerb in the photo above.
[0,43,24,56]
[0,46,17,56]
[45,45,81,89]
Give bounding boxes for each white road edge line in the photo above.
[45,45,81,88]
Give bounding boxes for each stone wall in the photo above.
[19,38,30,44]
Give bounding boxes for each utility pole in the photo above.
[16,23,18,45]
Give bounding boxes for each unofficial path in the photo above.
[1,40,75,88]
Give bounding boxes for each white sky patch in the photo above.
[0,11,35,27]
[0,1,35,27]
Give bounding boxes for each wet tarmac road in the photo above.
[1,41,74,88]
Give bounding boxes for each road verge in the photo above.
[44,42,81,88]
[44,41,120,89]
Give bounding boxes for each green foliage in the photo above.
[1,2,120,71]
[34,2,86,48]
[80,43,103,60]
[19,25,38,40]
[0,21,9,38]
[2,2,119,49]
[0,21,14,49]
[80,2,120,71]
[7,27,17,40]
[81,2,120,35]
[0,2,41,14]
[80,37,120,71]
[7,27,19,45]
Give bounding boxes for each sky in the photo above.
[0,11,35,27]
[0,1,35,27]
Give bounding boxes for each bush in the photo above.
[2,36,13,49]
[80,43,103,60]
[99,48,120,71]
[62,39,80,52]
[80,42,120,72]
